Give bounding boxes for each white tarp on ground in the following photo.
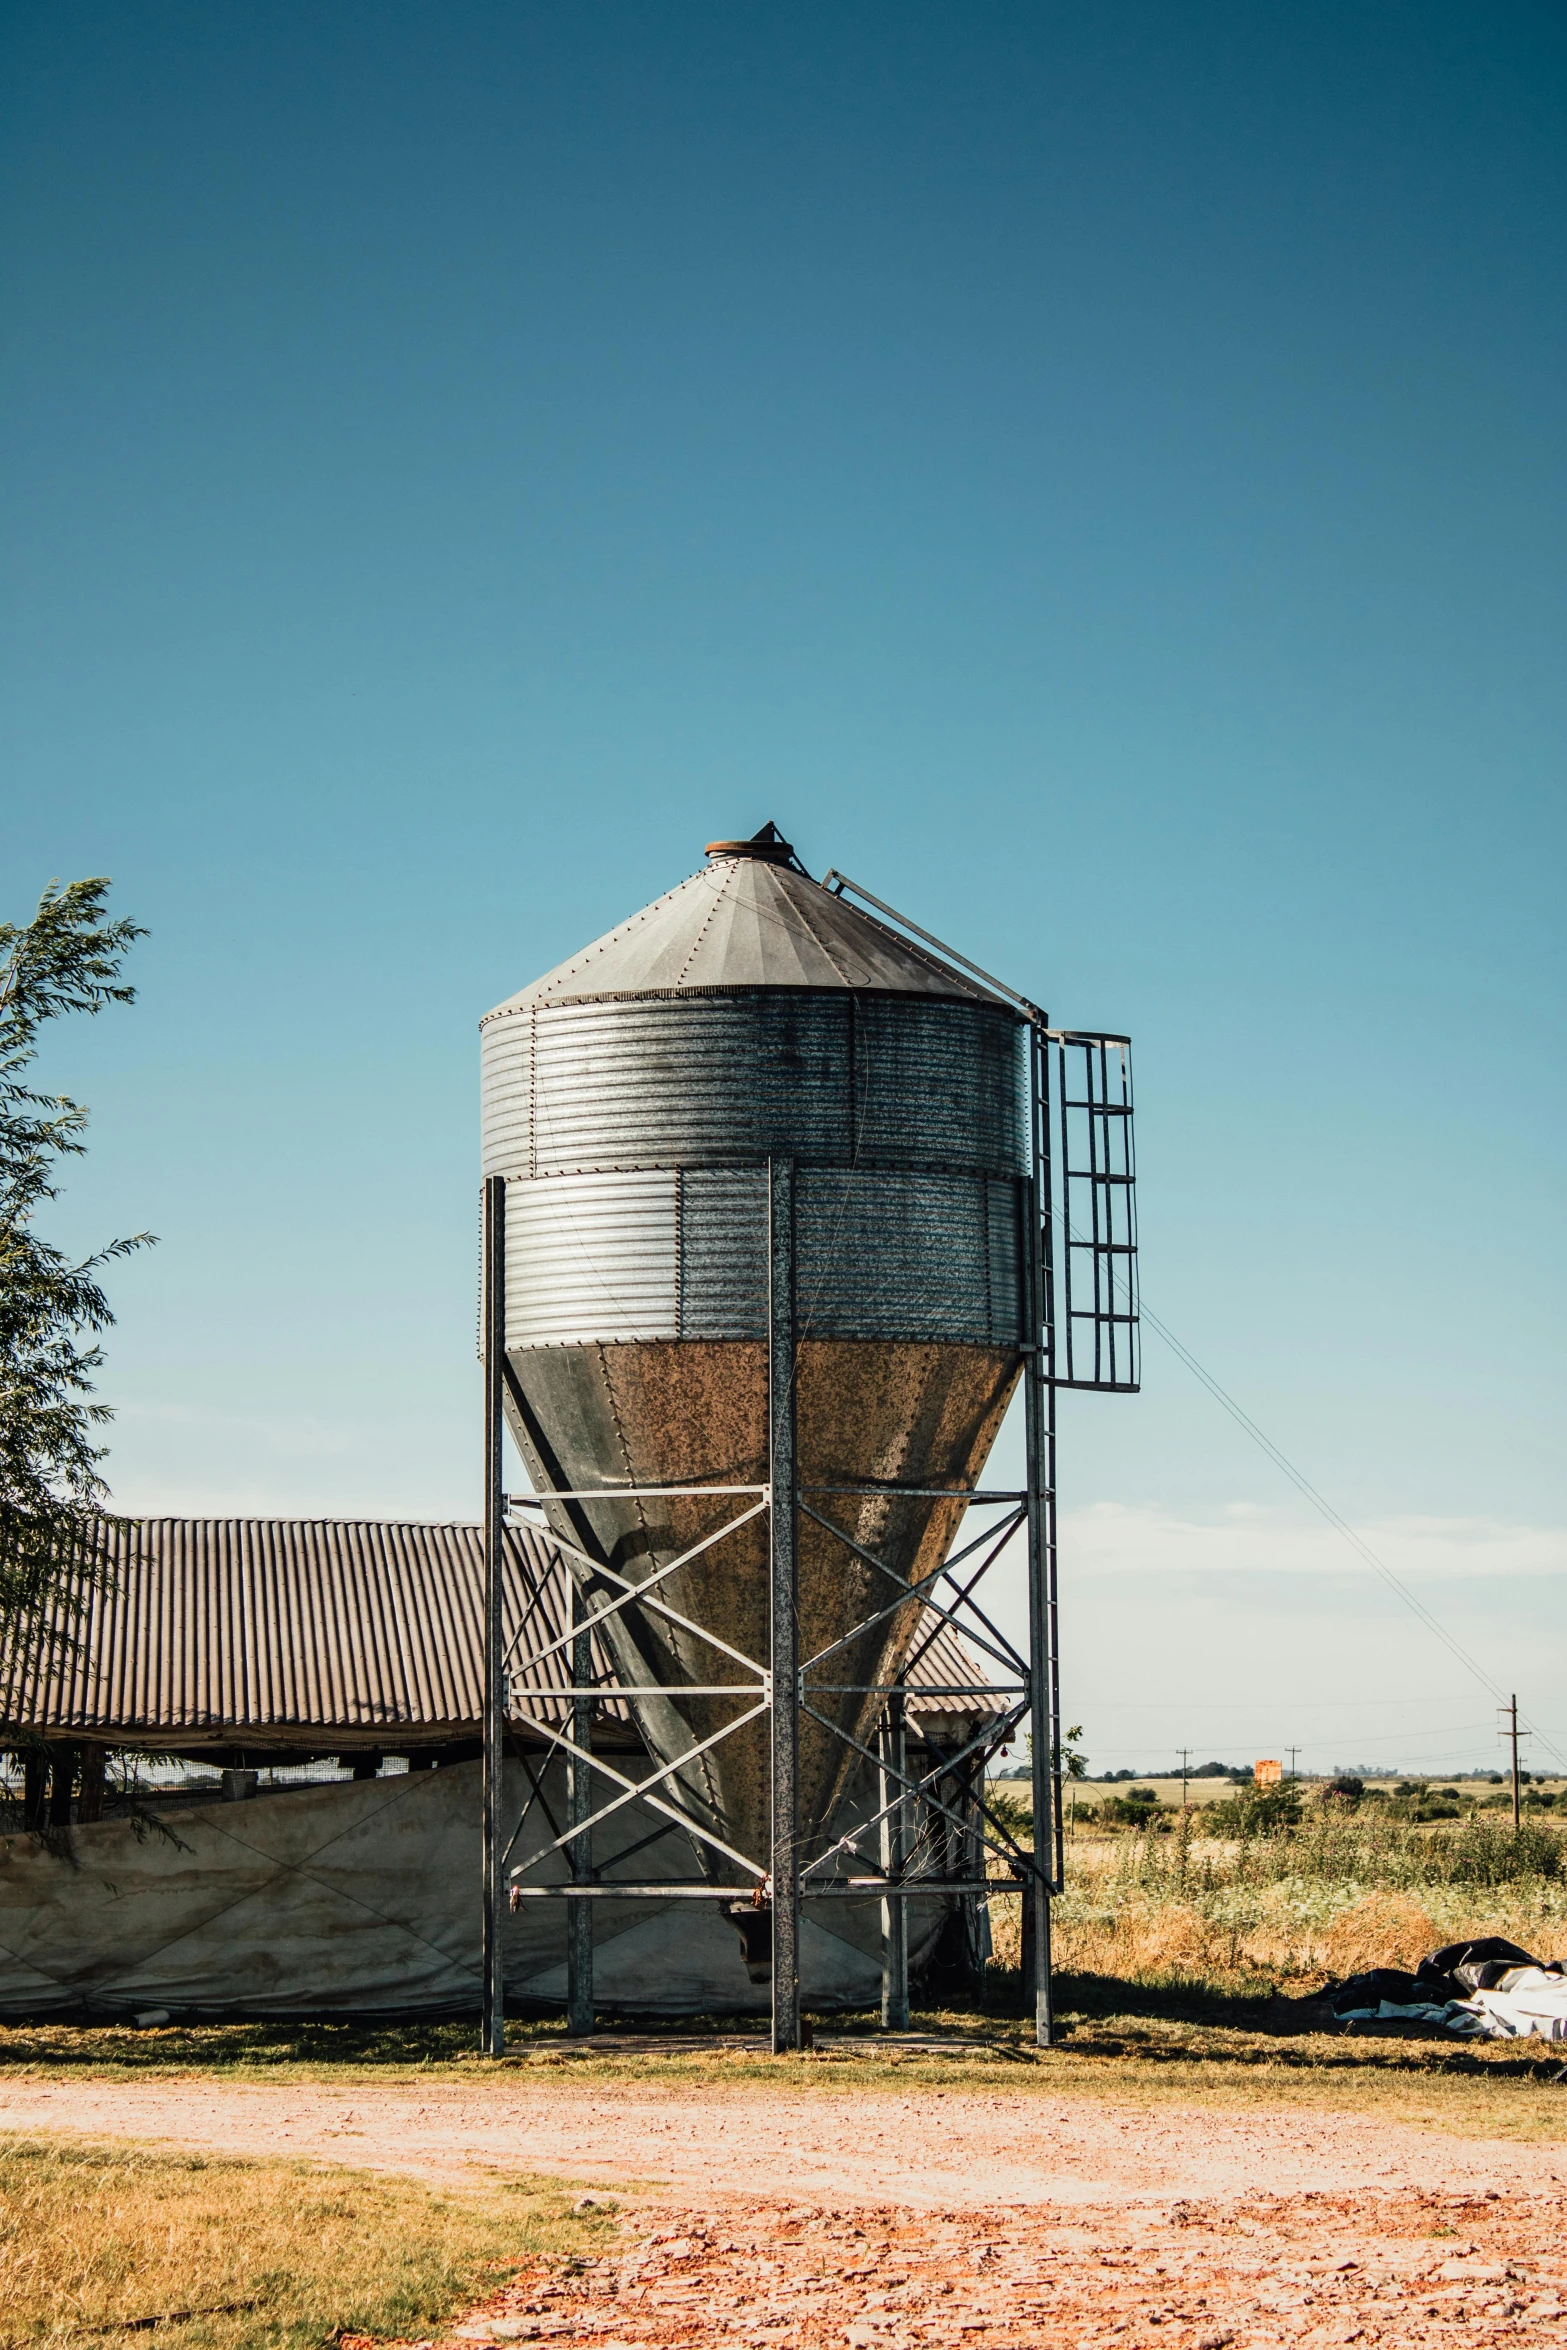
[1462,1968,1567,2042]
[0,1759,948,2018]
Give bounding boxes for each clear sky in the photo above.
[4,1,1562,1775]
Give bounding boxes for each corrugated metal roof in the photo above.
[482,849,1015,1021]
[0,1518,998,1747]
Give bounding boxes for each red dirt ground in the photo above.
[354,2188,1567,2348]
[5,2074,1565,2344]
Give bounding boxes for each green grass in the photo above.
[0,2136,611,2350]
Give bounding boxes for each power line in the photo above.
[1077,1698,1527,1717]
[1131,1292,1567,1775]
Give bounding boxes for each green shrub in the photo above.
[1101,1787,1165,1830]
[983,1787,1033,1850]
[1206,1784,1303,1837]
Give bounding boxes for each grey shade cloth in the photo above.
[0,1759,947,2018]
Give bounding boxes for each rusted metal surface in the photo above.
[0,1517,988,1752]
[505,1338,1021,1876]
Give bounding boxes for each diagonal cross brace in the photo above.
[798,1695,1043,1886]
[900,1513,1029,1682]
[502,1502,771,1682]
[803,1507,1027,1682]
[507,1699,770,1885]
[799,1499,1026,1680]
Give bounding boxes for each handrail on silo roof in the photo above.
[821,869,1047,1027]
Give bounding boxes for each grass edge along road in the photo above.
[6,1984,1567,2146]
[0,2136,614,2350]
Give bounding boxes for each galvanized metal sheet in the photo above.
[505,1168,1022,1347]
[482,993,1027,1183]
[797,1171,1021,1346]
[507,1170,679,1348]
[482,852,1016,1018]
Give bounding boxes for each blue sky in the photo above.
[4,1,1562,1773]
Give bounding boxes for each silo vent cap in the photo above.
[704,820,802,869]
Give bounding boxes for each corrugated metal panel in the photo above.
[504,1167,1021,1347]
[852,999,1026,1172]
[0,1519,620,1742]
[480,1004,533,1179]
[506,1170,679,1348]
[797,1172,1022,1346]
[0,1518,992,1743]
[483,993,1027,1184]
[679,1167,768,1337]
[481,853,1015,1017]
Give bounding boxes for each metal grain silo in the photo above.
[478,822,1139,2053]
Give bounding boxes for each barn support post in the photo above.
[481,1173,508,2057]
[77,1742,106,1822]
[769,1157,801,2055]
[22,1751,47,1832]
[47,1747,77,1828]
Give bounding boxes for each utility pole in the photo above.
[1503,1696,1524,1833]
[1286,1746,1300,1782]
[1177,1748,1190,1813]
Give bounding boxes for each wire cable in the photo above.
[1132,1290,1567,1774]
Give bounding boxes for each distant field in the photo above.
[989,1776,1565,1808]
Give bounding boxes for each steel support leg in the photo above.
[879,1690,910,2030]
[481,1174,508,2057]
[769,1158,801,2054]
[566,1583,595,2036]
[1025,1032,1061,2050]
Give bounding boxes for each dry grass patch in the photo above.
[0,2137,608,2350]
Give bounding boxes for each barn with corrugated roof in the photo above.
[0,1517,996,2017]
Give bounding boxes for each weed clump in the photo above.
[988,1806,1567,1988]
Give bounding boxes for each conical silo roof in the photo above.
[487,823,1012,1015]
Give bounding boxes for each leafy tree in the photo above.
[0,879,152,1632]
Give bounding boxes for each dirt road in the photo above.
[0,2070,1560,2206]
[7,2075,1566,2342]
